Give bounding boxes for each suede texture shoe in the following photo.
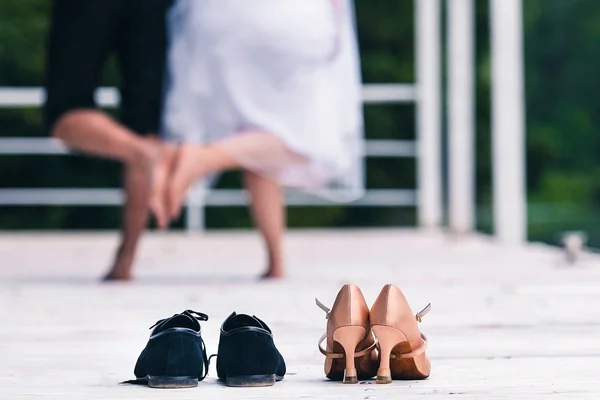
[123,310,212,388]
[216,312,286,387]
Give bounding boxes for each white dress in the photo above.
[161,0,365,202]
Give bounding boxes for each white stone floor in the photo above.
[1,229,600,399]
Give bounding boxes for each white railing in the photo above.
[0,188,417,207]
[0,84,418,108]
[0,136,417,157]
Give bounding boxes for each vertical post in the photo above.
[185,183,205,232]
[415,0,443,228]
[447,0,475,234]
[490,0,526,244]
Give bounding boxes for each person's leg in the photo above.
[167,144,240,220]
[44,0,159,172]
[167,131,306,221]
[103,163,152,281]
[243,171,286,279]
[103,138,176,281]
[103,0,175,280]
[42,0,162,281]
[51,111,159,170]
[120,0,176,231]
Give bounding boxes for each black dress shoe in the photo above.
[216,312,286,387]
[122,310,213,388]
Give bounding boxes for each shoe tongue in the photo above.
[224,314,262,331]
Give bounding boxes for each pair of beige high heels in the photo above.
[316,284,431,384]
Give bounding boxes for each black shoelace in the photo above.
[121,310,217,385]
[148,310,209,331]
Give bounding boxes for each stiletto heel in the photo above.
[370,284,432,383]
[316,284,378,383]
[371,325,406,384]
[332,325,366,383]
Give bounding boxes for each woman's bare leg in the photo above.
[167,144,240,220]
[149,140,177,229]
[166,130,294,221]
[243,170,285,279]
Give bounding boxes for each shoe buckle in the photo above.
[415,303,431,323]
[315,298,331,319]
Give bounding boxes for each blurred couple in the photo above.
[44,0,364,281]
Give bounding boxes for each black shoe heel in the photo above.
[225,374,276,387]
[148,376,199,389]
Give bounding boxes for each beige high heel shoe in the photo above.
[370,284,431,384]
[316,284,378,383]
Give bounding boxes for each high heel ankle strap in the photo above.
[317,332,377,359]
[393,303,430,359]
[391,333,429,359]
[315,298,331,319]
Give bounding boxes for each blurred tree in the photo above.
[523,0,600,246]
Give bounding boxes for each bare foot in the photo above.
[102,269,133,282]
[102,248,135,282]
[149,142,177,229]
[260,265,285,280]
[167,144,206,220]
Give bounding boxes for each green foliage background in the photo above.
[1,0,600,247]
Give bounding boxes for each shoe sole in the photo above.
[147,376,199,388]
[225,374,280,387]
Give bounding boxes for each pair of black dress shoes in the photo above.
[122,310,286,388]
